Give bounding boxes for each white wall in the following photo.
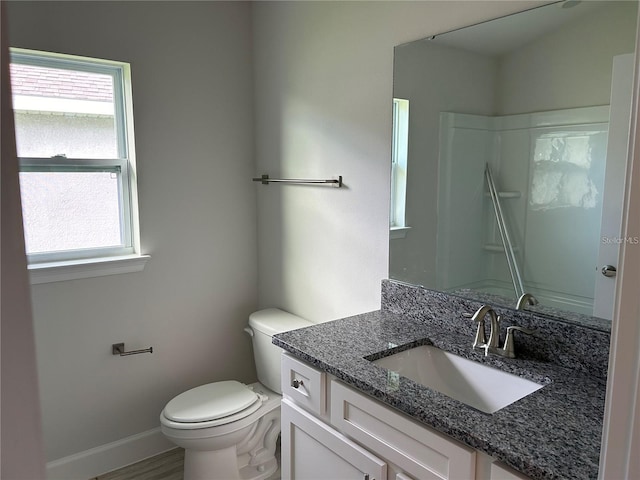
[392,41,497,288]
[497,2,637,114]
[436,114,497,293]
[1,3,46,477]
[6,0,258,466]
[252,1,543,323]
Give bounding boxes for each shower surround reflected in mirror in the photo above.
[389,0,638,328]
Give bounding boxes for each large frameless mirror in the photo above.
[389,1,638,330]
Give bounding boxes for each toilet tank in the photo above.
[248,308,312,394]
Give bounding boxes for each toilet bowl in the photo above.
[160,309,312,480]
[161,381,281,480]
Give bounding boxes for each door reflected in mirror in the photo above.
[389,1,638,329]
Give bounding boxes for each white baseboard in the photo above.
[46,427,175,480]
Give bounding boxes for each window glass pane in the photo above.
[19,171,123,254]
[10,63,118,159]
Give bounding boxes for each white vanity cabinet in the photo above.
[281,354,387,479]
[280,353,532,480]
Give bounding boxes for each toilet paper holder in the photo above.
[112,342,153,356]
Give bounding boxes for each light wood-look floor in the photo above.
[93,446,281,480]
[94,449,185,480]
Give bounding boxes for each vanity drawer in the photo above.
[331,380,476,480]
[281,353,326,416]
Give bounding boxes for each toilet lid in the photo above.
[163,380,259,423]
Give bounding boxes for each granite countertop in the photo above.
[273,310,606,480]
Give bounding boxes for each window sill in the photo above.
[28,254,150,285]
[390,226,411,240]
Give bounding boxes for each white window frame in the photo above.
[10,48,148,283]
[390,98,410,239]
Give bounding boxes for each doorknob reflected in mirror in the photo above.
[601,265,617,278]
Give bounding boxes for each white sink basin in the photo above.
[372,345,543,414]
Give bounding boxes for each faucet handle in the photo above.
[502,326,536,358]
[507,326,536,335]
[471,317,486,349]
[487,314,502,349]
[469,305,492,349]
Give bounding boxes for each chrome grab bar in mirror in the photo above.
[485,164,524,298]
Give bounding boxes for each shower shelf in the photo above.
[484,191,521,199]
[483,243,520,253]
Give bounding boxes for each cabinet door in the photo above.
[395,473,416,480]
[490,462,531,480]
[331,381,476,480]
[281,398,387,480]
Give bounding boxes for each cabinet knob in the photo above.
[291,379,304,389]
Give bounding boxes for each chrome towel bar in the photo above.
[252,174,342,187]
[112,342,153,356]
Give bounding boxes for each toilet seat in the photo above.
[162,380,265,429]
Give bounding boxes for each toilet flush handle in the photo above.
[243,327,254,337]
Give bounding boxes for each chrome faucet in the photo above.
[469,304,536,358]
[516,293,538,310]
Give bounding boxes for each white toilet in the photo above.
[160,308,311,480]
